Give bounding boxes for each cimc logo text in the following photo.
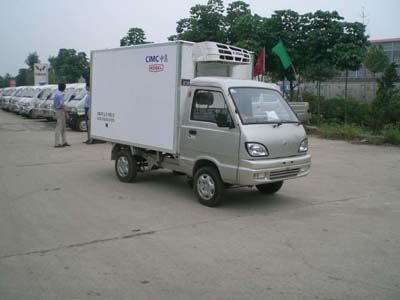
[145,54,168,72]
[145,54,168,63]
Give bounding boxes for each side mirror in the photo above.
[216,112,234,128]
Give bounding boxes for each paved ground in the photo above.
[0,109,399,300]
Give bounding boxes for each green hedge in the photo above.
[303,93,370,126]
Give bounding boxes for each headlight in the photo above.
[299,138,308,153]
[246,143,269,157]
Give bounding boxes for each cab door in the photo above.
[180,88,240,183]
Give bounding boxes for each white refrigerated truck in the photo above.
[91,41,311,206]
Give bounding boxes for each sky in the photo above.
[0,0,399,75]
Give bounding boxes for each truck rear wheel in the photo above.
[256,181,283,194]
[193,166,225,207]
[115,151,137,182]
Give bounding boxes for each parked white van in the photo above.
[30,85,57,119]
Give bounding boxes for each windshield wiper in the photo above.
[272,120,301,127]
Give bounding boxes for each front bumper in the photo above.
[238,154,311,185]
[21,106,32,116]
[43,109,55,119]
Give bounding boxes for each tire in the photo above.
[186,176,193,189]
[77,116,87,132]
[256,181,283,194]
[69,122,76,130]
[193,166,225,207]
[115,150,137,182]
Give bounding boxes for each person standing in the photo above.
[83,83,93,144]
[54,83,70,148]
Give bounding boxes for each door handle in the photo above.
[189,129,197,135]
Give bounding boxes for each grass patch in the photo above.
[318,123,400,145]
[319,124,363,140]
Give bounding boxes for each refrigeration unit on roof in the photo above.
[193,42,251,65]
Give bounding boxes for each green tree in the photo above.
[120,27,149,46]
[377,62,399,91]
[370,63,400,129]
[364,45,390,79]
[334,22,368,123]
[49,49,89,83]
[15,68,35,86]
[225,1,251,44]
[25,52,40,70]
[1,73,14,87]
[169,0,226,42]
[267,10,304,98]
[48,68,58,84]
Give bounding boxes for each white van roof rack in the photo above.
[193,42,251,65]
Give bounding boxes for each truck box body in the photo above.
[91,41,252,154]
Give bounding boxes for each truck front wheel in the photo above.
[256,181,283,194]
[193,166,225,207]
[115,151,137,182]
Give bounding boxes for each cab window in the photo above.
[191,90,232,124]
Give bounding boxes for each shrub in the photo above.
[320,97,369,125]
[382,125,400,145]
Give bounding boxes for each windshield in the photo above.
[64,87,76,101]
[72,88,87,100]
[229,87,298,124]
[39,89,51,100]
[32,88,41,98]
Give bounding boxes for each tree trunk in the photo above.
[373,72,376,98]
[289,79,294,101]
[296,74,301,101]
[344,69,349,99]
[344,70,349,124]
[317,81,321,124]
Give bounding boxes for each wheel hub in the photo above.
[79,120,87,131]
[117,156,129,177]
[197,174,215,200]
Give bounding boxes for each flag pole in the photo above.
[291,64,298,81]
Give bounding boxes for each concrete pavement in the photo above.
[0,110,399,299]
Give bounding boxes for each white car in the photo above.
[1,87,17,111]
[65,84,87,131]
[18,87,41,116]
[30,85,57,119]
[9,86,27,113]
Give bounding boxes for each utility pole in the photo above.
[360,6,366,25]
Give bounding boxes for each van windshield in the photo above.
[229,87,298,125]
[71,88,87,100]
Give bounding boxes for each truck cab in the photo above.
[174,77,310,205]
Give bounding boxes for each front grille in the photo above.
[269,168,300,180]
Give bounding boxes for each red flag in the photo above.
[253,48,265,76]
